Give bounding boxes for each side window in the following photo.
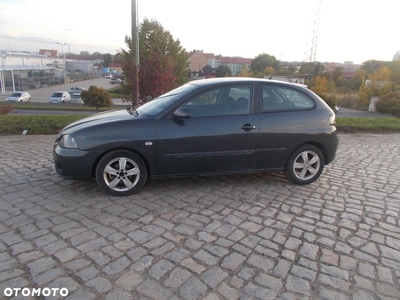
[262,85,315,112]
[182,85,252,117]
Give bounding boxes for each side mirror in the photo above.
[173,107,191,119]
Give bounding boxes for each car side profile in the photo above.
[110,78,122,84]
[68,87,86,94]
[53,78,338,196]
[6,91,31,102]
[49,91,71,103]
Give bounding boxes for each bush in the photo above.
[0,115,86,135]
[316,93,338,112]
[375,92,400,118]
[81,85,113,112]
[0,104,12,115]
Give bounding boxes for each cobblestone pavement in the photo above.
[0,134,399,300]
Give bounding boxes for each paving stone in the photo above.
[164,267,191,289]
[1,134,400,299]
[115,270,143,290]
[221,252,246,270]
[243,282,277,299]
[201,266,228,288]
[179,276,207,300]
[102,256,130,275]
[137,279,172,299]
[148,259,173,280]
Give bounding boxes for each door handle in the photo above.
[241,124,256,131]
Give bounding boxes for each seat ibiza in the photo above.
[53,78,338,196]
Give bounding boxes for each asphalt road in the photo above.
[0,78,127,105]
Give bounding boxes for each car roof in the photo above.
[188,77,307,89]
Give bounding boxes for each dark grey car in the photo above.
[53,78,338,196]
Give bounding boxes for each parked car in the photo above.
[104,74,113,79]
[68,87,86,94]
[110,78,122,84]
[6,92,31,102]
[49,91,71,103]
[53,77,339,196]
[70,93,83,104]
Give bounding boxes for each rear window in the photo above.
[262,84,315,112]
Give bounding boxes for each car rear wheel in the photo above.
[285,144,325,185]
[96,150,147,196]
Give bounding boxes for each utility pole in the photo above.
[131,0,139,106]
[57,42,67,91]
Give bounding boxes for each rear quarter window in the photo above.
[262,85,315,112]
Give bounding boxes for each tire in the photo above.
[285,144,325,185]
[95,150,147,196]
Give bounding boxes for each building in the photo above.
[189,50,252,76]
[0,50,103,93]
[394,51,400,61]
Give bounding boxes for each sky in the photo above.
[0,0,398,64]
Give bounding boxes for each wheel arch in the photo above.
[287,141,329,168]
[91,147,152,180]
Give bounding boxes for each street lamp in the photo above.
[57,42,67,91]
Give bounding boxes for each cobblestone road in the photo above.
[0,134,399,299]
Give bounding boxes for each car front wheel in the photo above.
[95,150,147,196]
[285,144,325,185]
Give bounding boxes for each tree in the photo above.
[359,67,392,104]
[216,65,232,77]
[81,85,113,112]
[120,18,189,101]
[102,54,112,67]
[310,76,329,94]
[263,66,275,76]
[250,53,279,76]
[237,65,254,77]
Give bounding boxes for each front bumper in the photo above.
[53,144,102,181]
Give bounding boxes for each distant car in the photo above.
[70,93,83,104]
[49,91,71,103]
[6,92,31,102]
[110,78,122,84]
[104,74,113,79]
[53,77,339,196]
[68,87,86,94]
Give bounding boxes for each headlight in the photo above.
[59,135,78,148]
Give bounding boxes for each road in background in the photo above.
[0,77,127,105]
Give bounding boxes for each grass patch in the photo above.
[336,117,400,133]
[0,115,86,135]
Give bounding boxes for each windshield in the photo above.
[136,83,197,116]
[52,93,63,97]
[10,93,22,97]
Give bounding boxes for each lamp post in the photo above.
[57,42,67,91]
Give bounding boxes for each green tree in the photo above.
[102,53,112,67]
[216,65,232,77]
[81,85,113,112]
[389,60,400,88]
[359,67,392,104]
[120,18,189,100]
[251,53,279,76]
[237,65,254,77]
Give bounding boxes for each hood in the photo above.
[60,108,140,134]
